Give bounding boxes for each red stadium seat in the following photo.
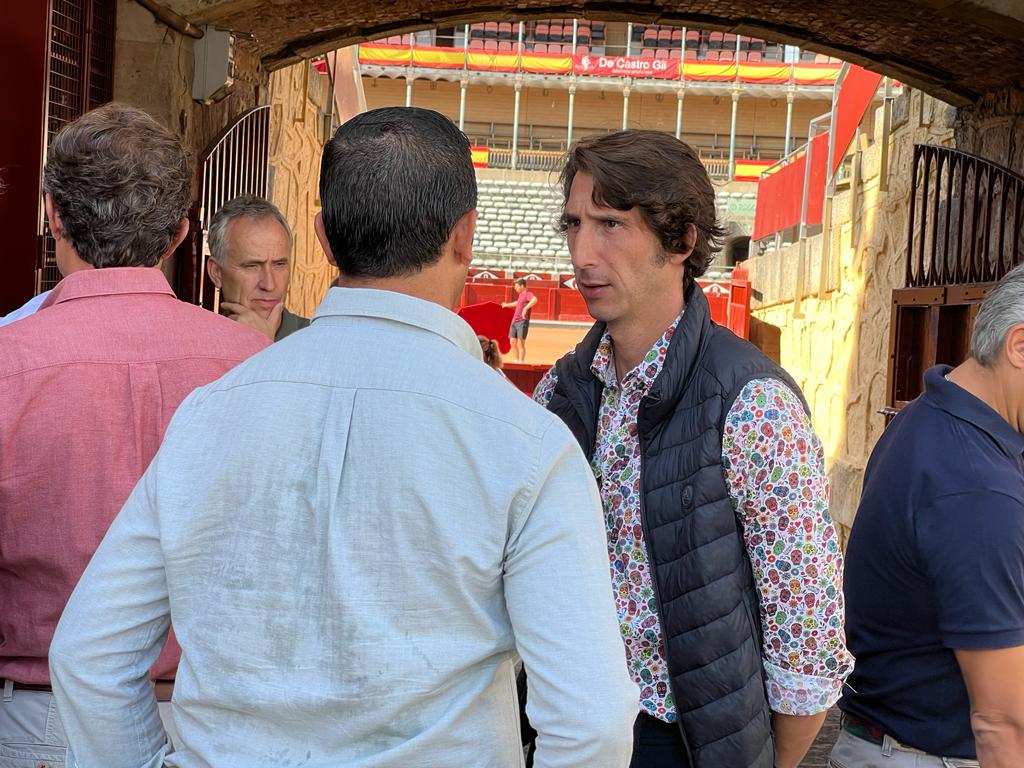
[498,22,513,39]
[720,49,734,61]
[470,23,485,39]
[484,39,498,52]
[669,48,682,59]
[672,29,683,44]
[498,40,512,52]
[655,48,669,59]
[470,39,484,50]
[643,27,658,46]
[575,45,589,56]
[577,25,591,44]
[640,47,655,58]
[658,29,672,48]
[708,31,724,49]
[533,42,547,53]
[748,51,762,62]
[484,21,498,37]
[684,49,698,60]
[535,23,549,42]
[704,49,720,61]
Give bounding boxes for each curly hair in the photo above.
[559,130,725,284]
[42,103,192,268]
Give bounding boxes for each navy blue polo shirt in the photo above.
[841,364,1024,758]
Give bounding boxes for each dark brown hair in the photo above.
[559,130,725,284]
[477,335,503,370]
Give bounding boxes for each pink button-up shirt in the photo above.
[0,267,269,684]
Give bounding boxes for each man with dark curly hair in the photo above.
[531,130,853,768]
[0,103,268,765]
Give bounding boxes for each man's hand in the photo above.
[220,301,283,341]
[772,711,827,768]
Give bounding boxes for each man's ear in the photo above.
[449,209,478,268]
[665,222,697,267]
[1005,323,1024,370]
[314,212,338,268]
[158,218,190,265]
[206,253,223,288]
[44,194,63,240]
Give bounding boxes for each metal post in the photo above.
[571,18,578,55]
[727,88,739,179]
[879,77,894,192]
[626,22,633,57]
[463,24,469,70]
[567,83,576,147]
[458,75,468,130]
[675,87,684,139]
[784,89,794,155]
[819,64,847,297]
[622,84,630,130]
[405,76,413,107]
[517,21,524,71]
[511,79,522,169]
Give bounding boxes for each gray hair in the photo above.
[207,196,293,265]
[971,263,1024,366]
[42,103,192,268]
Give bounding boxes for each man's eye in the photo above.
[604,220,621,229]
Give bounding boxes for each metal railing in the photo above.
[907,144,1024,288]
[180,106,271,308]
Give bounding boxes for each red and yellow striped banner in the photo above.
[734,159,777,181]
[471,146,490,168]
[357,45,843,86]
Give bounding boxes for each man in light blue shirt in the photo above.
[50,106,638,768]
[0,290,50,328]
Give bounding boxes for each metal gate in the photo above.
[39,0,117,291]
[177,106,271,308]
[885,144,1024,416]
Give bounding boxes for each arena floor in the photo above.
[512,321,591,366]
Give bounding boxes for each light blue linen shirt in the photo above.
[0,290,50,328]
[50,286,638,768]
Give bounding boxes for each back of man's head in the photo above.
[971,263,1024,367]
[42,103,191,269]
[559,129,725,285]
[319,107,477,279]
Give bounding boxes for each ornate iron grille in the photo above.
[907,144,1024,288]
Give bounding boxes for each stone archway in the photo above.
[182,0,1024,106]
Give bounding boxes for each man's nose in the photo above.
[570,224,598,272]
[257,264,278,290]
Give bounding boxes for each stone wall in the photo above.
[268,62,337,316]
[744,90,956,540]
[955,82,1024,176]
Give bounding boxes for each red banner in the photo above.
[752,65,883,240]
[573,53,679,80]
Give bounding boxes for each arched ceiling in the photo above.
[183,0,1024,106]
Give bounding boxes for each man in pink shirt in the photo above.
[0,103,268,763]
[501,277,538,362]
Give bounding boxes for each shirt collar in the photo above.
[924,365,1024,460]
[39,267,176,310]
[313,287,482,359]
[590,311,684,393]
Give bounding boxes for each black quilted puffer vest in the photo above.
[547,282,808,768]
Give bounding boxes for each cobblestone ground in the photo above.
[801,707,839,767]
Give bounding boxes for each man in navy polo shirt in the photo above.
[834,264,1024,768]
